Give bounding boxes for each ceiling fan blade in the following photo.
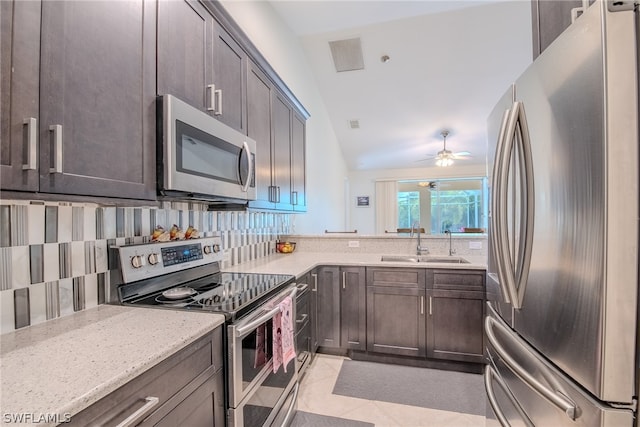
[453,151,471,156]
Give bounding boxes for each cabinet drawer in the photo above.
[366,268,425,288]
[69,327,222,426]
[431,269,485,292]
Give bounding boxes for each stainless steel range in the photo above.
[111,237,299,427]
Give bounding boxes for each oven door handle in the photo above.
[235,286,297,338]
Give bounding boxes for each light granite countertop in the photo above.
[0,305,225,426]
[223,251,487,278]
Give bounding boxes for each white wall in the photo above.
[220,0,349,234]
[349,164,487,235]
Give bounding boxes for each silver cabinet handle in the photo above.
[214,87,222,116]
[420,296,424,315]
[207,84,222,115]
[342,271,346,289]
[296,313,309,324]
[240,141,252,192]
[485,315,580,420]
[116,396,159,427]
[428,296,432,316]
[22,118,37,170]
[311,273,317,292]
[207,84,216,112]
[292,191,298,205]
[49,124,63,174]
[276,186,281,203]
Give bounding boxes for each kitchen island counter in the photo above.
[0,305,225,426]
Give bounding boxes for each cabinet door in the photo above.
[157,0,213,112]
[1,0,40,191]
[246,61,275,209]
[272,93,293,210]
[38,0,156,199]
[340,266,366,351]
[211,20,247,133]
[316,266,341,348]
[367,285,426,357]
[531,0,585,59]
[426,290,484,363]
[291,112,306,212]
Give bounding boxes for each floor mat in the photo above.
[332,360,485,416]
[290,411,375,427]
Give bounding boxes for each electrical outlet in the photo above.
[469,241,482,250]
[348,240,360,248]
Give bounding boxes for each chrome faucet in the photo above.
[444,230,456,256]
[411,222,429,255]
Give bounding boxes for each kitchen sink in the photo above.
[380,255,470,264]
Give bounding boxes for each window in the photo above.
[397,178,487,234]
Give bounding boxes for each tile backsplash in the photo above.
[0,199,291,334]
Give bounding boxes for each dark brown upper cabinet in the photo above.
[1,0,156,200]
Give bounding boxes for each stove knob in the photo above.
[148,253,160,265]
[203,245,212,255]
[130,255,145,269]
[212,244,221,253]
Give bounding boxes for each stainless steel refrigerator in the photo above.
[484,1,639,426]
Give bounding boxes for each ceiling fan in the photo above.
[419,130,471,167]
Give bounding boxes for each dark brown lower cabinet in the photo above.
[366,285,426,357]
[426,269,486,363]
[340,266,366,351]
[316,266,366,351]
[68,326,224,426]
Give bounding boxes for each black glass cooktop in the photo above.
[120,267,295,322]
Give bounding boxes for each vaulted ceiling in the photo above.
[269,1,533,171]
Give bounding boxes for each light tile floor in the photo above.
[297,354,487,427]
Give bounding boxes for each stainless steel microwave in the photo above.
[157,94,256,201]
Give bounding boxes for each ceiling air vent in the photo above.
[349,119,360,129]
[329,38,364,72]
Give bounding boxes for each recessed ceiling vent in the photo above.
[329,38,364,72]
[349,119,360,129]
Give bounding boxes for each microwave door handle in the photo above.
[241,141,252,193]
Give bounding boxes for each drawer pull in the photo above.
[116,396,159,427]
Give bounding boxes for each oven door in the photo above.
[227,286,298,409]
[161,94,256,200]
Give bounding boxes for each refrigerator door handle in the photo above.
[513,101,535,308]
[484,364,534,427]
[496,106,518,305]
[491,108,513,304]
[485,315,581,420]
[498,101,535,309]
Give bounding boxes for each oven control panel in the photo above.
[116,236,223,283]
